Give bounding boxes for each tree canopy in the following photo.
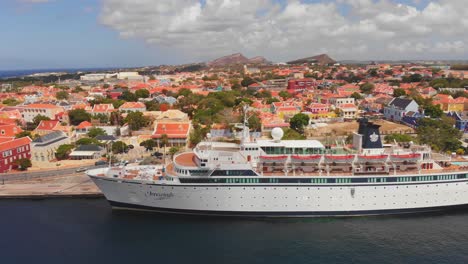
[140,139,156,151]
[112,141,128,154]
[135,89,150,98]
[289,113,310,134]
[359,82,375,94]
[424,104,444,118]
[87,127,107,138]
[393,88,406,97]
[417,117,462,152]
[124,111,150,131]
[68,109,91,126]
[56,91,69,100]
[55,144,74,160]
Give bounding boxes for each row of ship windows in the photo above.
[179,174,468,184]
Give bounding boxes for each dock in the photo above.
[0,173,103,199]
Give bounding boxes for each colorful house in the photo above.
[0,137,32,173]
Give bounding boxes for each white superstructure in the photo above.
[88,116,468,217]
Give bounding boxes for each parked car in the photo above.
[95,160,107,166]
[152,151,163,157]
[75,167,87,172]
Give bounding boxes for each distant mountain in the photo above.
[287,54,336,65]
[248,56,269,64]
[207,53,270,67]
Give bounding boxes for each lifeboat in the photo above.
[291,155,322,163]
[324,154,355,163]
[259,155,288,162]
[357,154,388,162]
[390,153,421,161]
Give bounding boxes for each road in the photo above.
[0,165,106,183]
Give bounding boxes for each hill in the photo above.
[287,54,336,65]
[207,53,270,67]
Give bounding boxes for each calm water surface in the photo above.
[1,199,468,264]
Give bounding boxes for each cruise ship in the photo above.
[87,115,468,217]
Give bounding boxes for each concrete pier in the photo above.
[0,173,103,199]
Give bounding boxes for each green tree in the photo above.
[140,139,156,151]
[112,141,128,154]
[119,90,138,102]
[417,117,462,152]
[168,146,180,158]
[93,113,109,124]
[15,131,32,139]
[393,88,406,97]
[289,113,310,134]
[55,144,75,160]
[13,158,32,171]
[282,128,306,140]
[360,82,375,94]
[241,76,256,87]
[87,127,107,138]
[68,109,91,126]
[56,91,69,100]
[145,101,160,111]
[135,89,150,98]
[350,92,363,100]
[247,113,262,132]
[278,91,292,100]
[424,104,444,118]
[76,137,100,146]
[384,134,413,143]
[124,111,150,130]
[110,111,124,126]
[33,115,51,126]
[2,98,20,106]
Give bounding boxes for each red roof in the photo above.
[36,120,59,131]
[0,124,22,137]
[0,137,31,152]
[152,123,190,139]
[76,121,92,129]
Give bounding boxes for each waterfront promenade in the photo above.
[0,165,103,199]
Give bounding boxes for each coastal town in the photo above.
[0,53,467,179]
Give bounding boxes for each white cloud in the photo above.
[99,0,468,61]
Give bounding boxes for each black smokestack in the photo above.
[358,118,383,149]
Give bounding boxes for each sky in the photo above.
[1,0,468,70]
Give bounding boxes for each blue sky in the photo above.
[0,0,179,70]
[0,0,465,70]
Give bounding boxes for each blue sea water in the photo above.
[1,199,468,264]
[0,68,119,79]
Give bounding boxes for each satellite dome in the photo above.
[271,127,284,141]
[206,133,212,139]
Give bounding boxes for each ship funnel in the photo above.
[358,118,383,149]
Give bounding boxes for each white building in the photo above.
[21,104,64,123]
[329,97,355,108]
[80,73,116,81]
[384,98,419,122]
[31,131,70,162]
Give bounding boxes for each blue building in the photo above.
[447,112,468,133]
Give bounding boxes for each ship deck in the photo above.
[174,152,197,167]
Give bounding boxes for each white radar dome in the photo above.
[271,127,284,141]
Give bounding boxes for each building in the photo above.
[384,98,419,122]
[151,122,191,147]
[31,131,70,162]
[0,124,22,140]
[328,97,355,108]
[69,145,105,160]
[287,78,315,92]
[0,137,32,173]
[91,104,115,116]
[34,120,73,137]
[447,112,468,133]
[119,102,146,112]
[338,103,359,119]
[21,104,64,123]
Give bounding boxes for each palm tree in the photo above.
[160,134,169,163]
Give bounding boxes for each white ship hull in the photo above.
[89,173,468,217]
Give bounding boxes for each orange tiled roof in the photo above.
[0,137,31,152]
[152,123,190,139]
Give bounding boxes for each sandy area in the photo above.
[307,120,414,137]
